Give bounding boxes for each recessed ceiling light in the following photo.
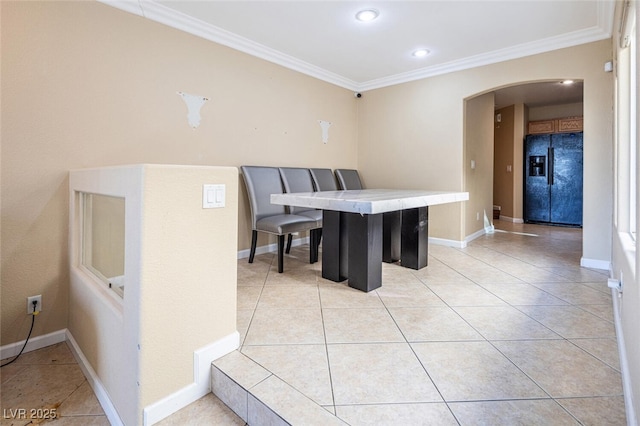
[356,9,379,22]
[412,49,430,58]
[561,80,574,85]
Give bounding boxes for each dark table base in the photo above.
[322,207,429,292]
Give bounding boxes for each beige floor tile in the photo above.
[427,283,508,306]
[381,263,423,285]
[516,305,616,339]
[156,393,245,426]
[582,280,614,294]
[388,307,483,342]
[264,266,319,286]
[557,396,627,425]
[1,364,88,413]
[33,416,111,425]
[335,402,458,425]
[236,309,253,345]
[569,338,621,371]
[237,285,263,310]
[237,255,272,285]
[256,285,320,309]
[545,266,610,283]
[0,362,28,385]
[318,281,384,308]
[449,399,579,425]
[249,375,346,425]
[453,306,560,340]
[579,303,615,322]
[323,308,405,344]
[530,282,613,305]
[457,266,524,284]
[241,344,333,406]
[493,340,623,398]
[412,341,547,401]
[213,350,271,389]
[58,381,105,416]
[478,282,569,306]
[243,308,325,345]
[9,342,76,366]
[327,343,442,405]
[376,281,446,308]
[412,257,474,284]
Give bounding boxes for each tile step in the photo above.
[211,350,346,425]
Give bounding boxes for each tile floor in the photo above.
[233,220,626,425]
[1,220,627,425]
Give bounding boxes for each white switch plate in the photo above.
[203,184,225,208]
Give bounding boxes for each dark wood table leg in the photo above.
[383,211,401,263]
[401,207,429,270]
[322,210,348,282]
[347,212,383,292]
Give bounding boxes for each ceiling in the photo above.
[104,1,614,105]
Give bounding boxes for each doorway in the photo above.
[492,81,584,224]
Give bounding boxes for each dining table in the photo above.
[271,189,469,292]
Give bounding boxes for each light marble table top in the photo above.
[271,189,469,215]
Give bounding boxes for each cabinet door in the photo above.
[550,133,583,225]
[524,134,551,223]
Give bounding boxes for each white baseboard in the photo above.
[429,236,467,248]
[66,330,124,426]
[463,227,488,245]
[499,215,524,223]
[610,287,638,426]
[580,257,611,271]
[237,236,310,259]
[0,328,66,360]
[143,331,240,425]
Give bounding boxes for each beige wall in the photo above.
[494,105,515,219]
[1,1,357,346]
[357,40,613,262]
[529,102,584,121]
[465,93,496,236]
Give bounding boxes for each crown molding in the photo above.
[99,0,359,90]
[358,24,614,91]
[99,0,615,93]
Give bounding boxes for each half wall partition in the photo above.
[68,164,239,425]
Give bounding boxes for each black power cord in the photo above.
[1,301,38,368]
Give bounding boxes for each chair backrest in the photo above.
[335,169,363,190]
[309,168,338,191]
[240,166,287,228]
[278,167,315,214]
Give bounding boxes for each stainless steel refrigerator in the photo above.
[524,132,583,226]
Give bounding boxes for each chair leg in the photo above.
[309,229,317,264]
[285,233,293,254]
[316,229,322,262]
[249,230,258,263]
[277,234,285,273]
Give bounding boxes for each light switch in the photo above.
[203,184,225,208]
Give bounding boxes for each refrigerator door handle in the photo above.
[548,147,554,185]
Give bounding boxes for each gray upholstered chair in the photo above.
[335,169,363,190]
[241,166,319,273]
[309,168,338,191]
[278,167,323,262]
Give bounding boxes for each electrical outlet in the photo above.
[27,295,42,314]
